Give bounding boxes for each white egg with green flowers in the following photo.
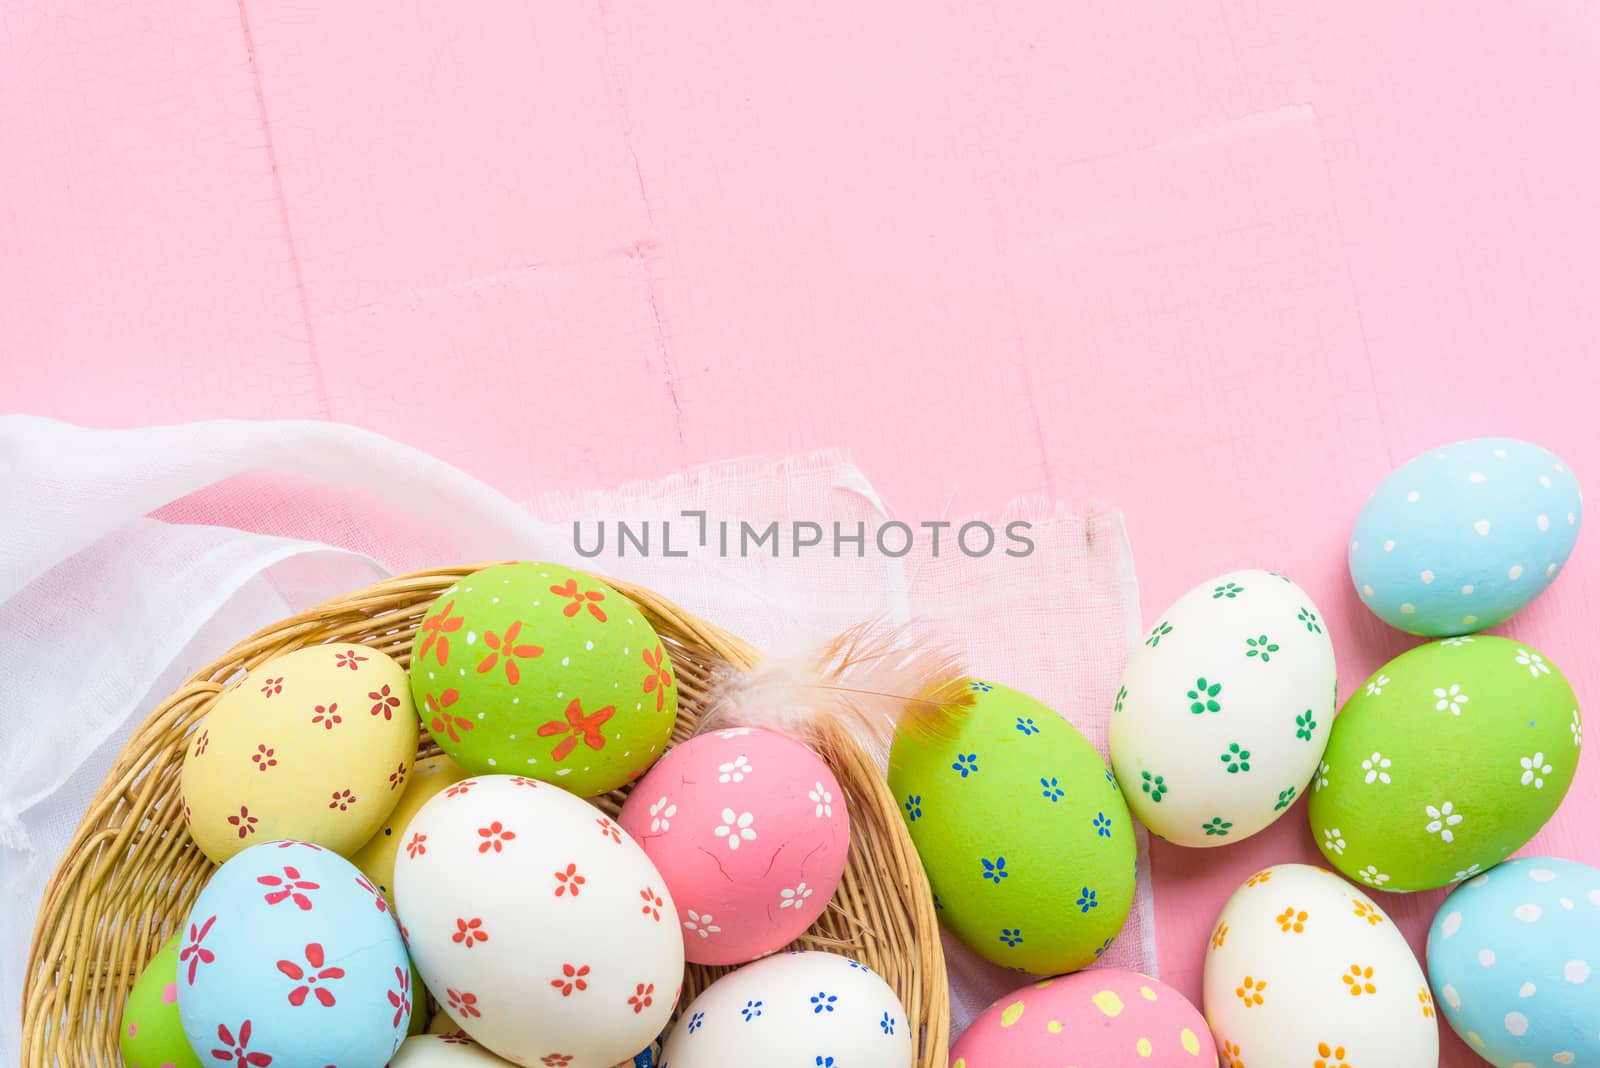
[1110,569,1336,847]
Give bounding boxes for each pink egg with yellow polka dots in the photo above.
[951,968,1218,1068]
[617,727,850,966]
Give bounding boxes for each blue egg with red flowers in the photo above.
[176,840,411,1067]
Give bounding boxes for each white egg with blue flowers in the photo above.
[659,951,911,1068]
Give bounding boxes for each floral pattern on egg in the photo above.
[617,728,849,966]
[1309,636,1580,892]
[181,644,418,863]
[889,681,1135,974]
[176,841,411,1068]
[1203,864,1438,1068]
[407,563,676,797]
[349,754,471,907]
[659,951,911,1068]
[389,1031,525,1064]
[393,775,683,1068]
[1111,570,1336,848]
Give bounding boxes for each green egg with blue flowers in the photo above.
[888,681,1136,974]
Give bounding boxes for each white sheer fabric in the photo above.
[0,416,1154,1057]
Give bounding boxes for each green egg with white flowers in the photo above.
[1308,635,1581,892]
[888,681,1136,974]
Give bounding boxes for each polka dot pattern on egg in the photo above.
[1427,857,1600,1068]
[1350,438,1581,637]
[119,935,203,1068]
[951,969,1214,1067]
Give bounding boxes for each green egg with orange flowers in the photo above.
[408,562,677,797]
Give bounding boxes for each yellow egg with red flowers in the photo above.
[181,643,417,863]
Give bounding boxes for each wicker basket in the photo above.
[21,565,950,1068]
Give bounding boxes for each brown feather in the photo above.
[698,620,973,761]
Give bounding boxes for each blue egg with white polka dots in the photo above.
[1426,856,1600,1068]
[1350,438,1581,637]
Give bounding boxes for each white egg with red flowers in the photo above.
[393,774,683,1068]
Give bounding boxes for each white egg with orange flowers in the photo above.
[1203,864,1438,1068]
[393,774,683,1068]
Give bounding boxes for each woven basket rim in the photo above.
[21,563,950,1068]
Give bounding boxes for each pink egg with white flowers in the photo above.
[951,969,1217,1068]
[618,727,849,965]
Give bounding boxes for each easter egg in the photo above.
[659,951,911,1068]
[394,1033,645,1066]
[1203,863,1438,1068]
[951,969,1215,1067]
[1350,437,1582,637]
[617,727,849,965]
[176,840,411,1068]
[406,961,428,1036]
[409,562,677,797]
[393,774,683,1068]
[350,753,471,905]
[390,1032,518,1065]
[888,681,1134,974]
[181,644,417,863]
[120,934,203,1068]
[1309,636,1581,892]
[1426,857,1600,1068]
[1110,569,1336,848]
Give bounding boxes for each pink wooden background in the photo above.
[4,4,1597,1062]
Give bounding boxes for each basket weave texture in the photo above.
[22,566,950,1067]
